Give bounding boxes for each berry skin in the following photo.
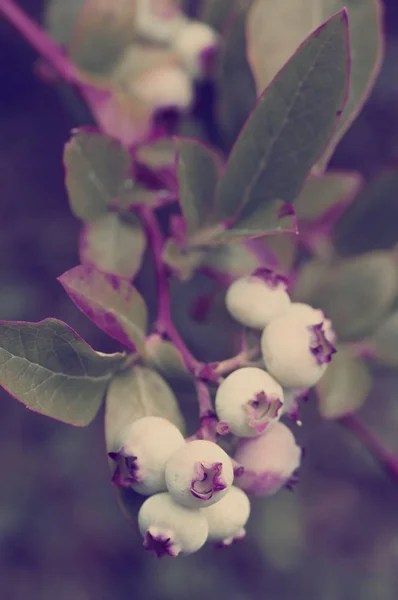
[129,65,193,110]
[225,273,291,330]
[287,302,336,343]
[165,440,234,508]
[135,0,187,43]
[215,367,284,437]
[234,422,302,497]
[202,486,251,546]
[172,21,219,79]
[109,416,185,495]
[138,492,208,557]
[261,311,336,388]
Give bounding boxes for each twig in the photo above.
[214,345,261,375]
[339,414,398,481]
[0,0,78,83]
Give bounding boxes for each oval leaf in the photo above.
[247,0,384,170]
[80,212,146,278]
[145,337,191,382]
[105,365,185,452]
[216,11,349,221]
[175,138,221,237]
[58,265,148,354]
[316,346,372,419]
[64,129,133,221]
[0,318,124,426]
[295,171,361,221]
[366,312,398,367]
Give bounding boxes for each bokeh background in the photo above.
[1,1,398,599]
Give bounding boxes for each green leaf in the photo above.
[0,318,124,426]
[204,242,259,277]
[295,172,361,221]
[366,312,398,367]
[162,239,207,281]
[135,137,176,169]
[80,212,146,278]
[175,138,221,237]
[216,8,257,148]
[247,0,384,171]
[333,169,398,257]
[105,365,185,452]
[293,251,398,340]
[200,0,251,31]
[216,11,349,222]
[316,345,372,419]
[64,130,133,221]
[213,200,298,242]
[145,336,191,382]
[58,266,148,354]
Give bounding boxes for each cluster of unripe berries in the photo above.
[125,0,218,111]
[110,269,336,557]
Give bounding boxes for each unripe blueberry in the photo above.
[287,302,336,343]
[225,270,291,330]
[165,440,234,508]
[202,486,251,546]
[135,0,187,43]
[172,21,219,79]
[234,422,302,496]
[109,416,185,495]
[215,367,284,437]
[138,492,208,557]
[129,65,193,110]
[261,311,336,388]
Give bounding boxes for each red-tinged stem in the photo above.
[340,414,398,481]
[214,345,261,375]
[0,0,78,82]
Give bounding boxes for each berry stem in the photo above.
[339,414,398,481]
[214,345,261,375]
[138,206,203,375]
[0,0,78,83]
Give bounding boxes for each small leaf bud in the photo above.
[110,416,185,495]
[234,422,302,496]
[261,311,336,388]
[202,486,251,546]
[138,492,208,557]
[215,367,284,437]
[165,440,234,508]
[225,272,291,330]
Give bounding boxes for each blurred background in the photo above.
[1,1,398,599]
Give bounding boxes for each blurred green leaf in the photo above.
[80,213,146,278]
[44,0,84,45]
[216,11,349,222]
[293,252,398,340]
[316,346,372,419]
[333,169,398,257]
[261,234,298,274]
[216,7,257,148]
[58,265,148,354]
[0,318,124,426]
[200,0,252,31]
[213,200,297,242]
[175,138,221,236]
[366,311,398,367]
[204,242,259,276]
[145,337,191,382]
[105,365,185,452]
[64,130,133,221]
[247,0,384,171]
[295,172,361,221]
[135,137,175,169]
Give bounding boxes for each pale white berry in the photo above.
[225,272,291,330]
[172,20,218,79]
[109,416,185,495]
[261,311,336,388]
[165,440,234,508]
[287,302,336,343]
[202,486,251,546]
[234,422,302,496]
[135,0,187,43]
[129,65,193,110]
[138,492,208,557]
[215,367,284,438]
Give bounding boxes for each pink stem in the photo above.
[0,0,78,82]
[340,414,398,481]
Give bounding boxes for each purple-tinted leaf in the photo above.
[0,318,124,426]
[80,212,146,278]
[59,265,148,354]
